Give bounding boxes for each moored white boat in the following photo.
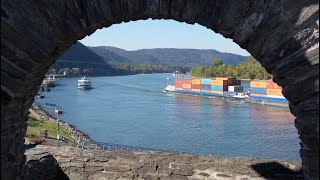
[36,93,45,99]
[47,75,56,87]
[54,107,63,114]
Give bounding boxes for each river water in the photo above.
[35,73,300,160]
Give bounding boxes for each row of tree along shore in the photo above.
[190,56,272,80]
[47,64,189,77]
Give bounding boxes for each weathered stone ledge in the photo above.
[24,145,303,180]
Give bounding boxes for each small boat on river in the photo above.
[164,85,175,92]
[54,107,63,114]
[232,92,249,99]
[36,93,45,99]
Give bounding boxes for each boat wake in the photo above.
[104,83,161,93]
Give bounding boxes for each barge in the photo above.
[166,77,288,107]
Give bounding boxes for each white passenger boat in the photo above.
[164,85,175,92]
[78,76,92,90]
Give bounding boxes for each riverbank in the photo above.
[30,102,95,146]
[26,114,76,146]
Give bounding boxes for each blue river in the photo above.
[35,73,300,160]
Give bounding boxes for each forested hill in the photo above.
[50,42,119,76]
[89,46,248,67]
[57,42,106,64]
[49,42,249,76]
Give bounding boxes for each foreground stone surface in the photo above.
[24,145,303,180]
[1,0,318,179]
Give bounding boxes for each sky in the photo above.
[79,19,250,56]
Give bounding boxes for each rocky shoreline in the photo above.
[31,102,97,147]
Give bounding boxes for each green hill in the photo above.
[50,42,120,76]
[50,41,249,76]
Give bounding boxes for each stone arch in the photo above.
[1,0,318,179]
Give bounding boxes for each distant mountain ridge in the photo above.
[57,42,106,64]
[51,41,249,76]
[52,42,118,76]
[89,46,248,67]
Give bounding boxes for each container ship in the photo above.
[166,77,288,107]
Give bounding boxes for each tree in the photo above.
[226,65,234,77]
[190,56,271,79]
[211,59,223,67]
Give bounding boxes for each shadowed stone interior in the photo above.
[1,0,318,179]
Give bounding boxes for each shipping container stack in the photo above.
[191,78,201,92]
[175,77,243,96]
[174,79,183,90]
[249,80,284,98]
[266,81,284,98]
[200,78,212,93]
[211,77,241,94]
[249,80,268,96]
[182,78,192,91]
[173,78,287,105]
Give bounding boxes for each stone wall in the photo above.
[25,145,303,180]
[1,0,319,179]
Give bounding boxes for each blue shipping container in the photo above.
[201,84,212,90]
[201,78,212,84]
[212,86,228,91]
[250,88,267,94]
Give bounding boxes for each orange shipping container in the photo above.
[250,81,267,88]
[266,81,282,89]
[175,82,183,88]
[191,79,201,84]
[266,88,283,96]
[183,79,192,84]
[212,80,228,86]
[175,87,183,90]
[191,84,201,89]
[175,79,183,84]
[182,84,192,89]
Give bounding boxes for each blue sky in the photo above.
[80,19,250,56]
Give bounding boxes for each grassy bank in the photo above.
[26,110,76,146]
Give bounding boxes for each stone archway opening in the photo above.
[1,1,318,179]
